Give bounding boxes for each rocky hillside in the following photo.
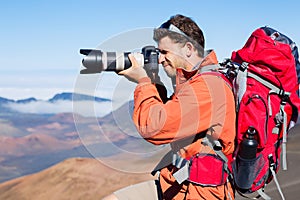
[0,125,300,200]
[0,157,154,200]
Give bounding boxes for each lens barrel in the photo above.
[79,46,156,74]
[80,50,143,74]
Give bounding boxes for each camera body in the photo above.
[80,46,159,74]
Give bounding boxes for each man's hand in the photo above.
[118,53,148,83]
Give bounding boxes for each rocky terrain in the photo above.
[0,93,299,199]
[0,157,154,200]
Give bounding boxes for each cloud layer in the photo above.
[5,100,114,117]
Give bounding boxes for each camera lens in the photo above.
[80,49,145,74]
[81,50,104,73]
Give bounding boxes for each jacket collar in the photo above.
[175,50,219,85]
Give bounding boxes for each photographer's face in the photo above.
[157,36,190,78]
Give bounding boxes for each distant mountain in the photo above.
[0,92,110,105]
[0,133,78,156]
[0,97,14,104]
[0,97,37,104]
[48,92,110,102]
[16,97,37,104]
[0,92,111,114]
[0,97,17,112]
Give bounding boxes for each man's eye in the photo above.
[159,49,168,55]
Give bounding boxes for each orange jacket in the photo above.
[133,50,236,199]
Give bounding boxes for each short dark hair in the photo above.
[153,14,205,57]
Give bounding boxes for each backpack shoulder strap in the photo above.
[199,70,233,90]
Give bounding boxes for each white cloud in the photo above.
[5,100,114,117]
[0,87,72,100]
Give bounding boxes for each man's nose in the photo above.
[158,54,165,64]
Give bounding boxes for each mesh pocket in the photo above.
[233,154,264,190]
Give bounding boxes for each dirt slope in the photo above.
[0,157,154,200]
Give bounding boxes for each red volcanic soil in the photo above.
[1,130,300,200]
[0,133,79,156]
[0,157,154,200]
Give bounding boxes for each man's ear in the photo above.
[185,42,194,57]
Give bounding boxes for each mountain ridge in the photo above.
[0,92,110,104]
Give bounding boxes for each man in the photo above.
[104,14,235,200]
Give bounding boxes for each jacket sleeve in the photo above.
[133,76,215,145]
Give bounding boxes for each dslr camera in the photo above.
[79,46,159,74]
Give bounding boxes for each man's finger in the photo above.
[118,68,129,75]
[128,53,140,67]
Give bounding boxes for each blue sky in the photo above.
[1,0,299,100]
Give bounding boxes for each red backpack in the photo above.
[152,26,299,200]
[220,27,300,199]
